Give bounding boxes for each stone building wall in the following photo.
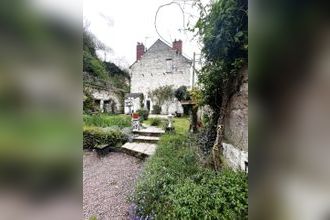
[130,39,192,112]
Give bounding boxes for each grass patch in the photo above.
[144,116,190,135]
[132,134,248,219]
[172,117,190,135]
[83,114,131,128]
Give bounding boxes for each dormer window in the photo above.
[166,59,173,73]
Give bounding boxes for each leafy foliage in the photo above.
[136,109,149,121]
[194,0,248,112]
[149,117,162,126]
[189,87,203,106]
[83,30,109,80]
[83,126,127,149]
[131,134,248,219]
[174,86,190,101]
[83,114,131,128]
[83,91,98,114]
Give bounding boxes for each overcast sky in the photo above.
[83,0,208,68]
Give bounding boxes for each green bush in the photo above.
[83,126,127,149]
[132,134,248,219]
[136,109,149,121]
[151,105,161,114]
[83,114,131,128]
[149,117,162,126]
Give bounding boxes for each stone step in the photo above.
[133,129,165,137]
[121,142,156,156]
[132,135,160,143]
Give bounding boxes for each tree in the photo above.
[194,0,248,170]
[148,85,174,113]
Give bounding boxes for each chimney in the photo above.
[136,42,145,61]
[172,39,182,55]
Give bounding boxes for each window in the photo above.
[166,59,173,73]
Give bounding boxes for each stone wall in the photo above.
[223,67,248,171]
[83,72,124,113]
[85,87,122,114]
[130,39,192,113]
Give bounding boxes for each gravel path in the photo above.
[83,151,144,220]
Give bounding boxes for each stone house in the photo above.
[125,39,193,114]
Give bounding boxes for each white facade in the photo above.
[129,39,192,114]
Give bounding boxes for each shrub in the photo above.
[151,105,161,114]
[83,92,98,114]
[83,114,131,128]
[131,134,248,219]
[174,85,191,101]
[136,109,149,121]
[83,126,128,149]
[149,117,162,126]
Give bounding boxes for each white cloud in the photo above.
[83,0,206,68]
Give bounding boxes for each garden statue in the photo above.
[166,114,174,132]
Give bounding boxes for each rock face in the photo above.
[129,39,192,114]
[223,67,248,171]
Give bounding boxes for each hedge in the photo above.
[83,126,128,150]
[131,134,248,219]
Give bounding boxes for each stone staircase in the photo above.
[121,126,165,157]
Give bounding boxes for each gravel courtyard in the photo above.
[83,151,144,220]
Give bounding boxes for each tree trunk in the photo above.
[212,96,228,171]
[190,105,198,133]
[192,105,198,133]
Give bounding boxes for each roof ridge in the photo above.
[129,39,192,68]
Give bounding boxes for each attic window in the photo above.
[166,59,173,73]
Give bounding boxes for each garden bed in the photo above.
[131,133,248,219]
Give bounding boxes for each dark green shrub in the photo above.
[83,92,98,114]
[131,134,248,219]
[151,105,161,114]
[136,109,149,121]
[83,126,127,149]
[174,85,191,101]
[149,117,162,126]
